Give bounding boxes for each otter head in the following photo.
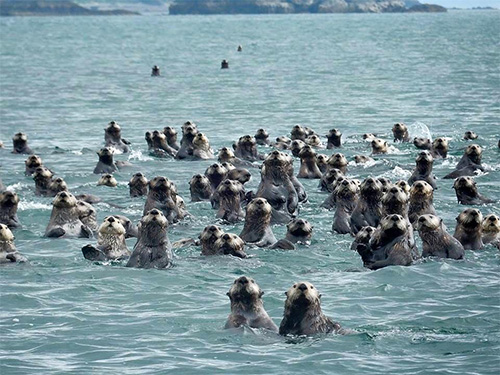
[453,176,477,194]
[12,132,28,150]
[129,172,148,186]
[287,218,313,238]
[327,153,348,169]
[377,177,392,193]
[76,200,95,220]
[200,224,224,243]
[380,214,408,237]
[322,169,343,185]
[395,180,410,194]
[33,166,53,182]
[97,147,114,164]
[482,214,500,235]
[247,198,272,217]
[465,144,482,164]
[152,130,167,146]
[416,150,433,165]
[227,276,262,305]
[227,168,251,185]
[238,135,256,148]
[193,133,210,151]
[255,128,269,143]
[140,209,168,242]
[220,162,235,171]
[53,191,77,209]
[432,137,448,151]
[360,177,383,198]
[371,138,388,154]
[392,123,408,140]
[0,191,19,208]
[216,233,246,258]
[413,137,431,149]
[355,226,375,244]
[298,145,316,159]
[163,126,178,140]
[410,180,433,198]
[363,133,376,141]
[190,174,210,188]
[99,216,126,236]
[106,121,121,136]
[149,176,172,194]
[456,208,483,231]
[291,125,307,141]
[49,177,68,193]
[218,179,243,196]
[182,123,198,141]
[0,223,14,242]
[416,214,442,232]
[98,174,117,187]
[290,140,306,156]
[25,155,42,169]
[316,154,328,168]
[218,147,235,162]
[335,178,359,198]
[275,136,291,146]
[354,155,372,164]
[327,128,342,141]
[382,185,407,205]
[264,150,289,168]
[306,135,321,147]
[284,281,321,311]
[464,131,478,140]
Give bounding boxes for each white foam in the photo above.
[128,150,153,162]
[6,182,29,192]
[408,121,432,140]
[378,166,412,180]
[18,201,52,211]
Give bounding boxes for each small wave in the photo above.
[128,150,153,162]
[408,121,432,140]
[6,182,30,191]
[18,201,52,211]
[378,166,412,180]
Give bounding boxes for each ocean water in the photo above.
[1,11,500,375]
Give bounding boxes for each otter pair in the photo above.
[225,276,343,336]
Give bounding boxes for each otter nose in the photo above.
[298,283,308,291]
[367,178,374,184]
[256,199,263,205]
[223,234,231,241]
[272,151,279,156]
[489,216,496,222]
[60,192,68,198]
[418,216,426,223]
[390,187,398,194]
[108,216,115,223]
[238,277,249,285]
[342,180,349,186]
[391,215,399,222]
[208,225,217,231]
[150,209,160,216]
[471,210,478,216]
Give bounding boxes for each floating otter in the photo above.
[214,233,247,258]
[189,174,212,202]
[291,125,307,142]
[326,129,342,149]
[363,133,377,142]
[285,218,313,244]
[129,172,148,197]
[149,130,177,158]
[239,198,276,247]
[416,214,465,259]
[45,192,92,238]
[97,174,118,187]
[395,180,411,195]
[290,140,306,157]
[381,186,409,219]
[350,226,375,252]
[93,147,130,174]
[217,147,248,167]
[226,168,251,186]
[176,122,198,159]
[316,154,328,173]
[408,181,436,226]
[392,123,410,142]
[464,131,478,140]
[297,146,322,179]
[143,176,186,224]
[192,133,214,160]
[274,136,291,150]
[319,168,344,192]
[0,224,26,264]
[444,144,484,179]
[151,65,160,76]
[0,191,20,228]
[221,59,229,69]
[199,224,225,255]
[12,132,33,154]
[145,131,153,149]
[354,155,373,164]
[163,127,180,150]
[225,276,277,331]
[453,176,494,205]
[215,179,245,223]
[81,216,130,262]
[431,137,449,158]
[233,135,264,161]
[77,199,98,233]
[33,167,54,196]
[306,135,322,148]
[126,209,172,269]
[371,138,388,154]
[408,151,437,189]
[350,177,384,234]
[482,214,500,249]
[104,121,130,154]
[413,137,432,150]
[331,180,359,234]
[359,214,415,270]
[326,153,348,174]
[279,281,342,336]
[454,208,483,250]
[48,177,68,197]
[25,155,43,176]
[255,129,270,146]
[237,45,243,52]
[205,163,228,191]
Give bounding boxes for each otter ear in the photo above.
[232,143,237,150]
[318,294,322,299]
[284,291,288,296]
[259,290,264,298]
[226,292,231,300]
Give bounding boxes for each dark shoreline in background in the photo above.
[0,0,139,16]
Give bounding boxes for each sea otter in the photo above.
[482,214,500,249]
[25,155,43,176]
[0,191,20,228]
[233,135,263,161]
[444,144,484,179]
[239,198,276,247]
[192,133,215,160]
[319,168,344,192]
[408,181,436,226]
[453,176,495,205]
[46,177,68,197]
[297,146,322,179]
[176,121,198,159]
[316,154,328,173]
[350,226,375,253]
[163,126,180,150]
[331,180,359,234]
[354,155,373,164]
[149,130,177,158]
[214,233,247,258]
[104,121,130,154]
[350,177,384,234]
[454,208,483,250]
[274,136,292,150]
[0,224,26,264]
[255,129,271,146]
[395,180,411,195]
[225,276,277,331]
[413,137,432,150]
[12,132,33,154]
[279,281,342,336]
[326,129,342,149]
[126,209,172,269]
[371,138,388,154]
[226,168,252,185]
[326,153,348,174]
[408,151,437,189]
[381,186,409,219]
[392,123,410,142]
[306,135,322,148]
[218,147,252,168]
[129,172,148,197]
[205,163,228,191]
[290,140,306,158]
[290,125,308,141]
[97,174,118,187]
[285,218,313,244]
[33,166,54,196]
[464,131,478,140]
[199,224,225,255]
[45,192,92,238]
[431,137,449,158]
[94,147,131,174]
[81,216,130,262]
[215,179,245,223]
[143,176,186,224]
[189,174,212,202]
[416,214,465,259]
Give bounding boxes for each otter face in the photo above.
[0,191,20,207]
[193,133,210,150]
[456,208,483,229]
[323,169,343,184]
[371,138,388,154]
[13,133,28,142]
[53,191,77,208]
[220,162,235,171]
[336,178,359,197]
[152,130,167,143]
[163,126,177,137]
[285,281,321,308]
[380,214,407,236]
[98,174,117,187]
[298,145,316,159]
[416,214,442,232]
[392,123,408,139]
[276,136,291,145]
[129,173,148,185]
[238,135,256,147]
[316,154,328,165]
[255,128,269,140]
[218,147,235,161]
[149,176,172,192]
[290,140,306,154]
[328,128,342,138]
[382,186,408,205]
[142,209,168,228]
[206,163,228,177]
[482,214,500,234]
[33,166,53,181]
[355,226,375,243]
[291,125,307,140]
[287,218,313,237]
[306,135,321,147]
[395,180,410,194]
[190,174,210,187]
[216,233,246,258]
[363,133,376,141]
[182,124,198,138]
[416,150,433,164]
[432,137,448,150]
[464,131,478,140]
[49,177,68,192]
[0,223,14,242]
[377,177,392,193]
[200,224,224,242]
[327,153,348,168]
[77,200,95,219]
[217,179,243,195]
[465,144,482,162]
[264,150,288,167]
[453,176,476,192]
[25,155,42,168]
[227,168,251,184]
[354,155,372,164]
[410,180,433,197]
[360,177,383,195]
[413,137,431,149]
[227,276,262,301]
[98,147,114,157]
[247,198,272,216]
[99,216,126,236]
[106,121,121,134]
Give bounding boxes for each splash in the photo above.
[407,122,432,140]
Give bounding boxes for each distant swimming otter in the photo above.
[217,147,247,167]
[290,140,306,157]
[163,127,180,150]
[413,137,432,150]
[81,216,130,262]
[45,192,92,238]
[354,155,373,164]
[226,168,252,185]
[199,224,225,255]
[255,129,270,146]
[320,175,347,209]
[225,276,277,331]
[129,172,148,197]
[350,177,384,234]
[192,133,214,160]
[143,176,186,224]
[205,163,228,191]
[316,154,328,173]
[291,125,308,142]
[482,214,500,249]
[408,181,436,226]
[0,224,26,264]
[431,137,449,158]
[189,174,212,202]
[454,208,483,250]
[25,155,43,176]
[150,130,177,158]
[392,123,410,142]
[76,200,98,233]
[97,174,118,187]
[326,153,348,174]
[12,132,33,154]
[285,218,313,244]
[326,129,342,148]
[319,168,344,192]
[359,214,414,270]
[237,45,243,52]
[94,147,131,174]
[306,135,322,148]
[126,209,172,269]
[408,151,436,189]
[274,136,291,150]
[0,191,20,228]
[33,167,54,196]
[279,281,342,336]
[350,226,375,253]
[331,180,359,234]
[104,121,130,154]
[297,146,322,179]
[239,198,276,247]
[214,233,247,258]
[381,186,409,219]
[48,177,68,197]
[371,138,388,154]
[233,135,264,161]
[221,60,229,69]
[151,65,160,76]
[464,131,478,140]
[444,144,484,179]
[363,133,377,142]
[416,214,465,259]
[453,176,494,205]
[176,122,198,159]
[145,131,153,149]
[215,179,245,223]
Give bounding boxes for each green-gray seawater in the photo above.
[1,11,499,375]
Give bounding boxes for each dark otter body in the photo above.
[417,215,464,259]
[126,209,172,269]
[454,208,483,250]
[332,180,359,234]
[216,179,245,223]
[104,121,130,153]
[453,176,495,205]
[12,133,33,154]
[233,135,264,161]
[239,198,276,247]
[225,276,277,331]
[392,123,410,142]
[93,147,130,174]
[129,173,148,197]
[350,178,384,234]
[326,129,342,149]
[176,122,198,159]
[408,151,436,189]
[0,191,20,228]
[279,282,342,336]
[444,144,484,179]
[189,174,212,202]
[408,181,436,226]
[143,176,186,224]
[255,129,271,146]
[297,146,322,179]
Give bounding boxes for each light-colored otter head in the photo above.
[382,185,408,205]
[218,147,235,162]
[200,224,224,242]
[413,137,431,149]
[53,191,77,209]
[290,139,306,154]
[25,155,42,168]
[327,153,348,169]
[227,276,262,304]
[149,176,173,193]
[98,174,117,187]
[49,177,68,193]
[306,135,322,147]
[392,123,408,139]
[217,179,243,196]
[464,131,478,140]
[363,133,376,141]
[453,176,477,192]
[377,177,393,193]
[152,130,167,145]
[380,214,408,236]
[395,180,411,194]
[371,138,388,154]
[190,174,211,187]
[298,145,316,159]
[456,208,483,230]
[238,135,256,148]
[163,126,177,138]
[227,168,251,184]
[193,133,211,151]
[291,125,307,140]
[322,168,344,185]
[182,122,198,137]
[206,163,228,178]
[416,150,433,164]
[247,198,272,216]
[13,132,28,142]
[0,223,14,242]
[354,226,375,243]
[316,154,328,166]
[106,121,121,134]
[335,178,359,198]
[215,233,246,258]
[432,137,448,151]
[327,128,342,139]
[416,214,442,232]
[129,172,148,186]
[410,180,434,198]
[354,155,372,164]
[360,177,383,197]
[255,128,269,141]
[76,200,96,220]
[220,162,235,171]
[98,147,114,158]
[465,144,482,163]
[287,218,313,237]
[264,150,289,168]
[275,136,291,145]
[284,281,321,310]
[99,216,126,236]
[33,166,53,181]
[482,214,500,234]
[0,191,19,207]
[142,208,168,229]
